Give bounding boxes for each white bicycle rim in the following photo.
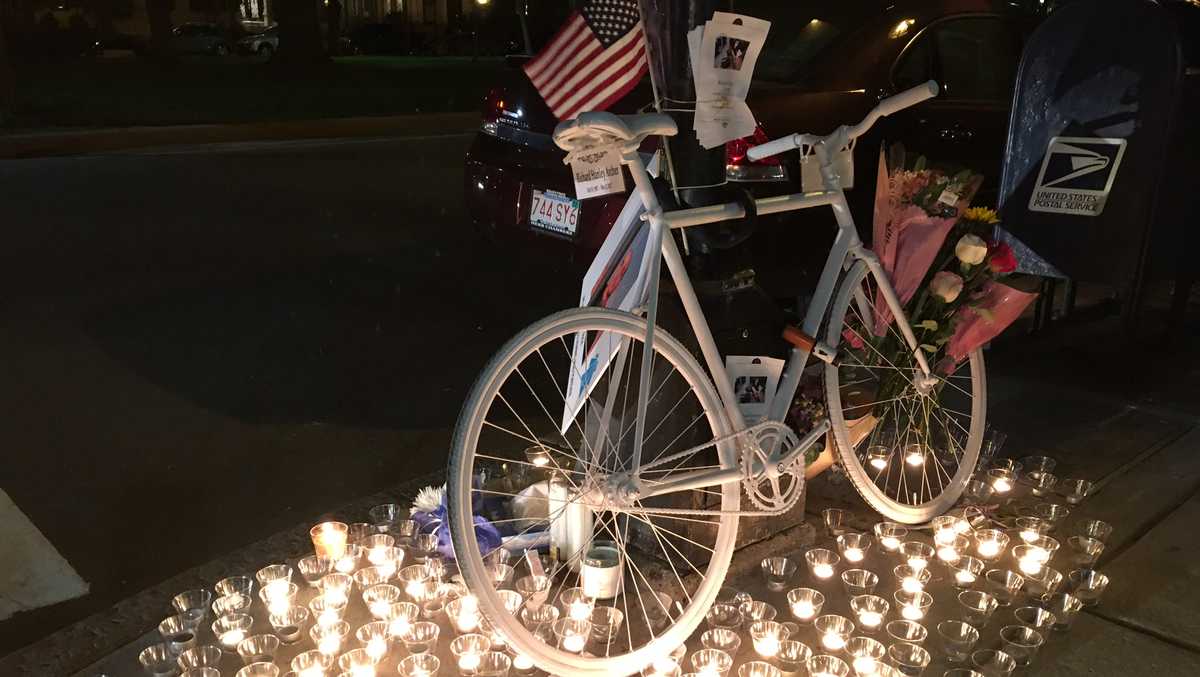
[824,261,986,523]
[448,307,739,676]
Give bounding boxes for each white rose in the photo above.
[930,271,964,303]
[955,234,988,265]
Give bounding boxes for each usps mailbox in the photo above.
[997,0,1191,308]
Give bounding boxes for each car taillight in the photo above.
[726,124,787,182]
[481,88,505,136]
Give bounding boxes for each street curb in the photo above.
[0,468,445,677]
[0,112,481,160]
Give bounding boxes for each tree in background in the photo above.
[275,0,325,63]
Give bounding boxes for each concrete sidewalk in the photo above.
[0,111,481,159]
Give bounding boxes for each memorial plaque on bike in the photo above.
[570,145,625,199]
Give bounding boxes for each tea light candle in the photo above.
[513,653,534,672]
[750,621,787,658]
[365,636,388,660]
[859,611,883,629]
[311,522,349,560]
[988,468,1014,494]
[975,529,1009,561]
[814,615,853,652]
[956,569,977,585]
[219,628,245,649]
[458,652,481,672]
[894,590,932,621]
[852,656,878,675]
[874,522,908,552]
[901,604,923,620]
[787,588,824,624]
[793,600,815,619]
[822,632,846,651]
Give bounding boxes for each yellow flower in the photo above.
[963,207,1000,224]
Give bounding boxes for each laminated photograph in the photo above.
[689,12,771,149]
[725,355,785,422]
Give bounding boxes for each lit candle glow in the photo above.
[901,604,924,621]
[858,611,882,628]
[881,537,900,550]
[844,548,864,563]
[219,629,245,649]
[458,653,481,672]
[814,564,834,579]
[792,600,815,620]
[937,545,961,563]
[978,539,1001,558]
[853,656,879,675]
[956,570,977,585]
[366,637,388,660]
[822,632,846,651]
[562,634,584,653]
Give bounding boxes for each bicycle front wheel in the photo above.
[448,307,739,676]
[823,261,986,523]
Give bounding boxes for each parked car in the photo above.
[171,23,231,56]
[237,25,278,59]
[464,0,1043,300]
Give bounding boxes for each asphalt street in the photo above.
[0,134,577,655]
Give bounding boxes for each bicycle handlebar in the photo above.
[746,80,939,162]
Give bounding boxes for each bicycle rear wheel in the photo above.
[448,307,739,676]
[823,261,986,523]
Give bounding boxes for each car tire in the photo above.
[258,44,274,60]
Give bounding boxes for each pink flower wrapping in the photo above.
[945,281,1038,362]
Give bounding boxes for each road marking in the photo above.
[108,133,476,157]
[0,489,88,621]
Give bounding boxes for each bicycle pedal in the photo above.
[782,326,839,365]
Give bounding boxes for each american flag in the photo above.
[522,0,648,121]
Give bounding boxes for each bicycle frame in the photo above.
[617,139,932,503]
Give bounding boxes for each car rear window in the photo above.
[732,1,876,83]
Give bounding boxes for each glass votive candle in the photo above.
[215,575,254,598]
[999,625,1044,666]
[971,650,1016,677]
[346,521,375,543]
[398,565,433,602]
[749,620,789,658]
[837,533,872,564]
[1078,519,1113,543]
[738,661,783,677]
[805,549,841,580]
[786,588,824,624]
[973,529,1009,561]
[210,612,251,650]
[364,584,402,619]
[311,521,350,560]
[1041,593,1084,630]
[805,655,850,677]
[361,532,395,558]
[446,595,483,634]
[398,653,441,677]
[813,614,854,651]
[761,557,798,591]
[1034,502,1070,526]
[936,535,970,564]
[338,648,382,676]
[1023,566,1063,598]
[1016,517,1051,544]
[177,645,223,671]
[551,618,590,653]
[705,603,744,631]
[740,600,778,627]
[987,468,1015,495]
[172,589,214,625]
[519,603,560,632]
[936,620,980,665]
[559,587,596,622]
[984,570,1024,607]
[588,606,624,645]
[898,542,934,571]
[335,543,364,574]
[949,556,985,589]
[776,640,812,676]
[235,634,280,666]
[893,565,931,594]
[412,533,440,563]
[887,641,931,676]
[158,614,199,655]
[963,478,994,505]
[841,569,879,597]
[1021,455,1056,475]
[260,581,299,617]
[514,575,551,608]
[181,666,221,677]
[844,636,885,676]
[690,648,733,676]
[297,556,335,588]
[256,564,294,589]
[310,620,350,656]
[372,547,406,577]
[849,594,889,633]
[450,633,491,675]
[138,643,176,677]
[1067,536,1106,567]
[319,573,354,605]
[355,566,393,591]
[268,607,309,644]
[291,649,335,676]
[701,627,742,655]
[873,522,908,552]
[235,662,280,677]
[931,516,965,544]
[957,590,998,627]
[356,620,393,661]
[1059,478,1094,505]
[1014,606,1057,633]
[1067,568,1110,606]
[386,601,421,637]
[310,594,348,628]
[893,590,932,621]
[1013,545,1046,576]
[212,592,252,618]
[474,651,511,677]
[400,621,441,654]
[1023,535,1060,561]
[885,620,927,645]
[822,508,848,536]
[1026,471,1058,497]
[509,650,536,677]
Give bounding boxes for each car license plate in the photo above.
[529,189,580,237]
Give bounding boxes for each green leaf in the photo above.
[918,320,939,331]
[920,343,938,353]
[914,155,927,172]
[935,336,951,345]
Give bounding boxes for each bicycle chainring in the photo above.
[741,421,805,513]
